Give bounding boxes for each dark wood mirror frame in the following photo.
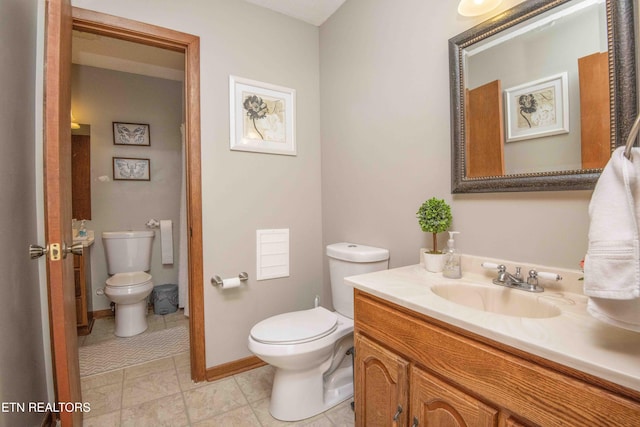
[449,0,637,193]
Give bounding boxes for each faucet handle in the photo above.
[526,270,542,292]
[527,269,561,292]
[481,262,504,271]
[482,262,507,276]
[483,262,508,283]
[536,271,562,281]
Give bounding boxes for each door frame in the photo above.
[69,8,205,380]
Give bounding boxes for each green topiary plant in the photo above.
[417,197,452,254]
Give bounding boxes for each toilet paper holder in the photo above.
[211,272,249,287]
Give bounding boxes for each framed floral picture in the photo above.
[113,122,151,146]
[229,76,296,156]
[503,72,569,142]
[113,157,150,181]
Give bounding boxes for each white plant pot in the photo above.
[424,252,446,273]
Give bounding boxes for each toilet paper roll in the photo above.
[221,277,241,289]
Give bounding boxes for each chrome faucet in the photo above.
[496,265,523,285]
[482,262,562,293]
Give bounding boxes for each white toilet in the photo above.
[248,242,389,421]
[102,230,155,337]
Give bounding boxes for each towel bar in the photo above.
[623,114,640,160]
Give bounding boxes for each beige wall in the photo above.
[71,64,184,311]
[66,0,628,368]
[319,0,592,306]
[0,0,50,425]
[72,0,323,366]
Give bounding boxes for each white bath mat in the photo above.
[79,326,189,377]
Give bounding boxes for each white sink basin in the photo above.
[431,283,562,319]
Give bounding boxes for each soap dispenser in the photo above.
[443,231,462,279]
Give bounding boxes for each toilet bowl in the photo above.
[105,272,154,337]
[102,230,155,337]
[248,242,389,421]
[248,307,354,421]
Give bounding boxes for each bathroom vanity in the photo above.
[74,234,94,335]
[348,261,640,426]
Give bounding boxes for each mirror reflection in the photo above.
[465,0,607,176]
[449,0,637,193]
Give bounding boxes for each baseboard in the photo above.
[91,308,114,319]
[205,356,266,382]
[77,317,95,336]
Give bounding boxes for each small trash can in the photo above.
[152,284,178,315]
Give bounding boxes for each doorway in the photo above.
[70,6,205,380]
[45,8,204,424]
[71,33,188,373]
[72,8,205,381]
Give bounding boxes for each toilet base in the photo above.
[114,300,148,337]
[269,353,354,421]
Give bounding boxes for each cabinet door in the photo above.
[411,366,498,427]
[74,254,87,327]
[355,333,409,427]
[500,415,531,427]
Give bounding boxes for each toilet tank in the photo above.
[102,230,155,274]
[326,242,389,319]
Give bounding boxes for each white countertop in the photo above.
[346,259,640,393]
[73,230,94,247]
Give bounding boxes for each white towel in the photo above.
[584,147,640,331]
[160,220,174,265]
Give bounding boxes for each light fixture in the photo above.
[458,0,503,17]
[70,111,80,130]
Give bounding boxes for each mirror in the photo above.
[71,124,91,220]
[449,0,637,193]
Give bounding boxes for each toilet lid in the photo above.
[106,271,152,287]
[250,307,338,344]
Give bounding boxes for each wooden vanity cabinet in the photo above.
[410,367,498,426]
[74,248,94,335]
[354,333,409,426]
[353,289,640,427]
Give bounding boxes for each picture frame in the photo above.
[503,72,569,142]
[112,157,150,181]
[113,122,151,146]
[229,75,296,156]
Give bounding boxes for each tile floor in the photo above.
[80,310,355,426]
[78,309,189,348]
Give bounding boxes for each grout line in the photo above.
[175,353,194,426]
[232,372,263,426]
[82,310,353,426]
[119,391,186,425]
[118,362,125,425]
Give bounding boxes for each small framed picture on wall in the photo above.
[113,157,151,181]
[113,122,151,146]
[229,75,296,156]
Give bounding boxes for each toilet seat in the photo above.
[106,271,152,288]
[250,307,338,345]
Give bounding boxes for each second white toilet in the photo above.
[248,242,389,421]
[102,230,155,337]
